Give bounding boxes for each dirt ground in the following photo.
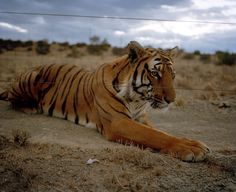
[0,44,236,191]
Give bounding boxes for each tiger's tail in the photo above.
[0,91,8,101]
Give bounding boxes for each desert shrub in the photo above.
[112,47,126,56]
[23,40,33,47]
[0,39,34,51]
[100,39,111,49]
[76,42,87,47]
[87,44,103,55]
[89,35,100,45]
[87,35,111,55]
[59,42,69,48]
[0,39,13,51]
[36,40,50,55]
[182,53,195,60]
[87,41,110,55]
[67,46,84,58]
[12,128,31,146]
[27,47,33,51]
[200,53,211,63]
[194,50,201,55]
[215,51,236,66]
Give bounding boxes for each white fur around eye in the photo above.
[153,60,161,65]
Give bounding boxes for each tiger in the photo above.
[0,41,210,162]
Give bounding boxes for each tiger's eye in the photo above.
[151,71,158,76]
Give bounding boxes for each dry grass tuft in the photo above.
[175,76,193,90]
[206,150,236,176]
[195,84,219,101]
[105,146,164,169]
[0,135,37,191]
[12,128,31,146]
[174,97,186,107]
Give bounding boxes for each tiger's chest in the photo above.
[126,99,150,120]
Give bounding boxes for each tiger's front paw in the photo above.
[161,138,211,162]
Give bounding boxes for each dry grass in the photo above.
[104,146,165,169]
[0,135,36,191]
[174,57,236,103]
[12,128,31,146]
[174,97,186,107]
[1,134,235,192]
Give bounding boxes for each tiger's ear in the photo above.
[127,41,145,64]
[168,46,179,58]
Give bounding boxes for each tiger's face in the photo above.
[128,41,178,109]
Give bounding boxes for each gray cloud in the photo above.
[0,0,235,52]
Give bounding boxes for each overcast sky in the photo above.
[0,0,236,52]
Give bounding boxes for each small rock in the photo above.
[86,158,99,165]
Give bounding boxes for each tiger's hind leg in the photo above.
[9,97,40,114]
[0,90,37,113]
[17,107,38,114]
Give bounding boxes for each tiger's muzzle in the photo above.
[148,96,170,109]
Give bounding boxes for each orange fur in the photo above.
[1,41,210,162]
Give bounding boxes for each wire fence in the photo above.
[0,11,236,94]
[1,11,236,25]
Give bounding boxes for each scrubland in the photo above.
[0,40,236,191]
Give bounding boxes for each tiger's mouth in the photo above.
[147,98,169,109]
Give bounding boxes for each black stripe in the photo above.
[75,115,79,124]
[132,69,138,86]
[34,66,46,86]
[48,100,56,116]
[112,61,129,92]
[132,57,149,87]
[94,97,109,115]
[52,64,66,82]
[108,103,131,119]
[48,65,75,106]
[42,64,56,80]
[18,75,25,95]
[33,73,41,86]
[9,89,20,98]
[19,75,31,100]
[40,64,65,99]
[141,68,146,84]
[60,66,77,101]
[82,73,92,110]
[10,87,21,97]
[87,72,94,96]
[112,75,120,92]
[64,113,68,120]
[85,113,89,123]
[47,66,75,116]
[73,71,86,121]
[62,70,82,115]
[101,68,130,114]
[27,72,35,99]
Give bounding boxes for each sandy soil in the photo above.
[1,96,236,192]
[0,45,236,191]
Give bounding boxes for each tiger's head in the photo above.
[127,41,178,109]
